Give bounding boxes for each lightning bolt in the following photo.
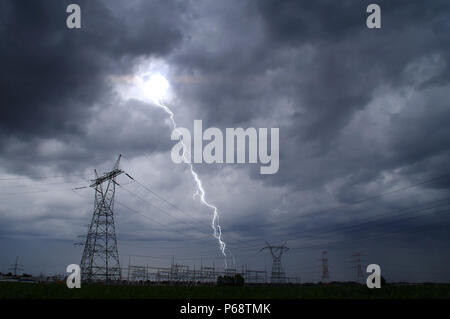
[153,99,227,267]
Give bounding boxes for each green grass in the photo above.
[1,282,450,299]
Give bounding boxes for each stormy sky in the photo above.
[1,0,450,283]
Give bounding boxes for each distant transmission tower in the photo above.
[8,256,24,276]
[261,242,289,283]
[80,155,123,282]
[351,252,366,283]
[321,251,329,282]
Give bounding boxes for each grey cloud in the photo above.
[0,0,186,138]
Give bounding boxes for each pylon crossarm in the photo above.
[90,169,124,187]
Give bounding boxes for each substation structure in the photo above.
[126,262,301,285]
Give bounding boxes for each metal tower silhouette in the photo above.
[8,256,24,276]
[321,251,329,282]
[261,242,289,283]
[80,155,123,282]
[351,252,366,283]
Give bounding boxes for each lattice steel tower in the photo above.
[351,252,366,283]
[8,256,24,276]
[80,155,123,282]
[261,242,289,283]
[321,251,330,282]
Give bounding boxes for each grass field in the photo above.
[1,282,450,299]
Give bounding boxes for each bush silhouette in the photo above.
[217,274,245,286]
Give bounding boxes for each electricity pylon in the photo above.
[8,256,24,276]
[80,155,123,282]
[261,242,289,283]
[321,251,330,282]
[351,252,366,283]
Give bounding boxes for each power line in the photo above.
[0,173,88,181]
[270,203,449,248]
[126,176,264,251]
[287,218,450,254]
[0,180,91,193]
[90,205,450,271]
[249,172,450,233]
[119,184,213,238]
[132,178,210,228]
[0,188,81,196]
[76,182,450,261]
[115,200,212,242]
[164,200,450,255]
[73,188,218,248]
[219,196,450,251]
[196,175,450,251]
[236,206,450,254]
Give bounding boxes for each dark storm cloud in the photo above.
[171,0,450,167]
[0,0,186,174]
[271,0,450,145]
[174,0,450,194]
[170,0,450,198]
[0,0,184,135]
[0,99,175,176]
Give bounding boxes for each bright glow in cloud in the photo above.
[141,74,170,104]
